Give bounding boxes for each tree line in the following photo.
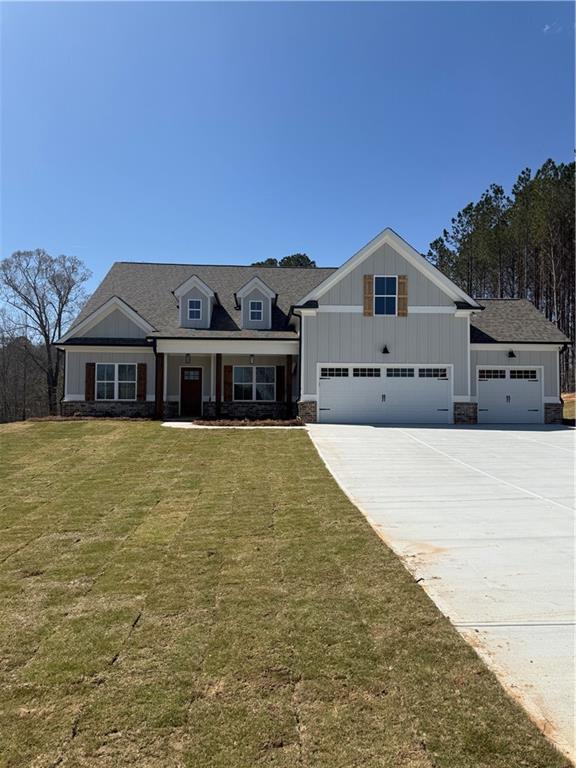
[427,159,574,390]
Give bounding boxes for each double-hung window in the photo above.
[233,366,275,401]
[96,363,136,400]
[188,299,202,321]
[249,300,263,322]
[374,276,397,315]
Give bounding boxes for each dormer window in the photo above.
[249,300,263,322]
[188,298,202,321]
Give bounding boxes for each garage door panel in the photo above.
[318,365,452,424]
[477,368,543,424]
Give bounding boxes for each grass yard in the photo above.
[0,422,568,768]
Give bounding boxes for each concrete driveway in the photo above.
[307,424,575,761]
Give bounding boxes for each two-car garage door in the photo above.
[318,365,452,424]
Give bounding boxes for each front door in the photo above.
[180,367,203,417]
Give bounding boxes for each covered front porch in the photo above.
[154,339,299,420]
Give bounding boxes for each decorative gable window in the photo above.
[188,298,202,321]
[249,300,263,322]
[374,276,397,316]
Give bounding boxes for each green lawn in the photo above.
[0,421,568,768]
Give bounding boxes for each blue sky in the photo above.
[1,1,573,292]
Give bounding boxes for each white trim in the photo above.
[471,343,563,352]
[63,394,85,401]
[236,276,276,300]
[373,275,398,317]
[297,228,480,308]
[249,299,264,322]
[173,274,214,299]
[297,308,318,317]
[156,339,299,355]
[316,304,460,315]
[544,396,562,403]
[300,394,318,402]
[466,314,471,398]
[95,362,137,402]
[317,305,363,313]
[59,296,155,342]
[178,364,204,417]
[187,297,203,321]
[299,314,306,401]
[408,306,456,314]
[146,395,155,402]
[232,364,276,402]
[57,345,154,353]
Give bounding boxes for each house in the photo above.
[57,228,569,424]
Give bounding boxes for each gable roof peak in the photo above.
[236,275,276,300]
[296,227,481,308]
[173,273,215,299]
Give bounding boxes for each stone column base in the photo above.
[544,403,563,424]
[453,402,478,424]
[297,400,317,423]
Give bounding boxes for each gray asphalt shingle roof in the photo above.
[68,263,569,344]
[470,299,569,344]
[71,262,337,339]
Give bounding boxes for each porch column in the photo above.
[285,354,293,412]
[215,353,222,418]
[154,352,164,419]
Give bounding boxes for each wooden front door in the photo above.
[180,367,203,417]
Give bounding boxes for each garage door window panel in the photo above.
[386,368,414,377]
[479,369,506,380]
[320,368,349,378]
[419,368,448,379]
[353,368,381,377]
[510,370,538,380]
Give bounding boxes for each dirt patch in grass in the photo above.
[0,421,569,767]
[562,392,575,422]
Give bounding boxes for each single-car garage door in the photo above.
[318,365,452,424]
[477,367,543,424]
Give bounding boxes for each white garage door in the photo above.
[477,368,543,424]
[318,365,452,424]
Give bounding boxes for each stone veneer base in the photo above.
[61,401,155,418]
[297,400,317,423]
[544,403,563,424]
[453,402,478,424]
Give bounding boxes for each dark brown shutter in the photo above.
[397,275,408,317]
[223,365,233,401]
[137,363,147,401]
[363,275,374,316]
[275,366,285,402]
[85,363,95,401]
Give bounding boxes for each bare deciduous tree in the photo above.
[0,250,91,415]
